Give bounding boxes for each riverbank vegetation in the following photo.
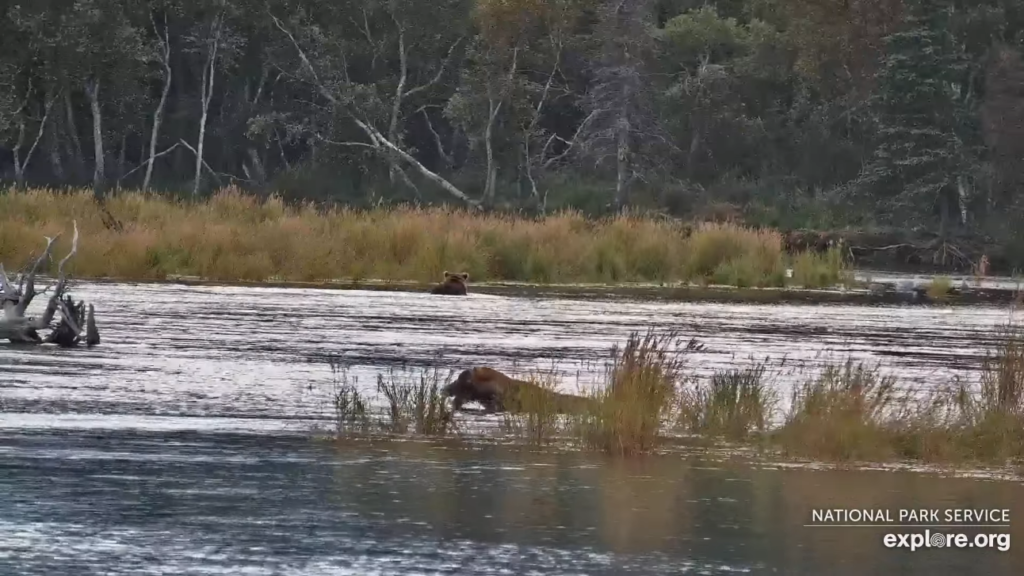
[0,187,849,288]
[1,1,1022,274]
[328,327,1024,468]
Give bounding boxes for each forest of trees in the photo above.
[2,0,1023,240]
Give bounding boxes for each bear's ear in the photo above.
[460,273,469,280]
[443,270,450,277]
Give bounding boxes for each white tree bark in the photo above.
[193,12,223,198]
[10,81,56,188]
[143,11,173,191]
[481,48,518,206]
[84,78,105,194]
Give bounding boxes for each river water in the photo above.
[1,281,1021,574]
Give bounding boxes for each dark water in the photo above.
[1,429,1020,575]
[1,282,1022,574]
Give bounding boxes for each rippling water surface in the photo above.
[2,281,1020,419]
[1,281,1022,575]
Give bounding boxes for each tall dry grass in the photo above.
[775,360,905,461]
[326,360,457,437]
[0,187,846,287]
[946,324,1024,461]
[572,330,702,456]
[677,361,778,441]
[773,328,1024,464]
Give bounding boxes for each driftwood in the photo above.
[0,221,101,348]
[782,228,998,274]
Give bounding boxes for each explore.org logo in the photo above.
[882,530,1010,552]
[805,508,1012,552]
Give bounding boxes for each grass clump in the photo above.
[0,187,846,288]
[926,276,954,301]
[574,329,702,456]
[944,325,1024,461]
[678,361,778,441]
[685,222,787,288]
[496,329,701,456]
[327,359,456,437]
[774,360,903,462]
[790,243,850,289]
[323,326,1024,468]
[327,359,372,435]
[770,328,1024,465]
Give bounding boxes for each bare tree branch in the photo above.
[403,37,463,99]
[268,9,479,208]
[121,142,182,183]
[543,109,600,170]
[179,138,224,186]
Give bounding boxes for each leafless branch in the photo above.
[269,8,479,208]
[404,37,463,99]
[542,109,600,169]
[420,107,451,168]
[179,138,224,186]
[121,142,182,182]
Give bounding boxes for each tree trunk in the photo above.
[64,91,86,180]
[11,88,55,189]
[117,134,127,182]
[47,109,65,181]
[615,120,630,210]
[143,22,172,192]
[12,117,27,187]
[85,78,105,197]
[194,14,222,198]
[483,94,500,206]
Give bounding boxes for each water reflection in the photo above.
[1,430,1020,575]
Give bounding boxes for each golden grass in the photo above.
[775,360,906,462]
[572,330,699,456]
[0,187,846,287]
[773,328,1024,464]
[790,245,851,289]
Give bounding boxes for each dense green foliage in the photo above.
[2,0,1023,236]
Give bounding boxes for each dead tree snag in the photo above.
[0,221,101,347]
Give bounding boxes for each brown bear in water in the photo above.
[443,367,597,415]
[430,271,469,295]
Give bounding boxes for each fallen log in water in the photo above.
[0,221,100,347]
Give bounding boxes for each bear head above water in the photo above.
[430,271,469,296]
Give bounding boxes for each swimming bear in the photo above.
[430,271,469,295]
